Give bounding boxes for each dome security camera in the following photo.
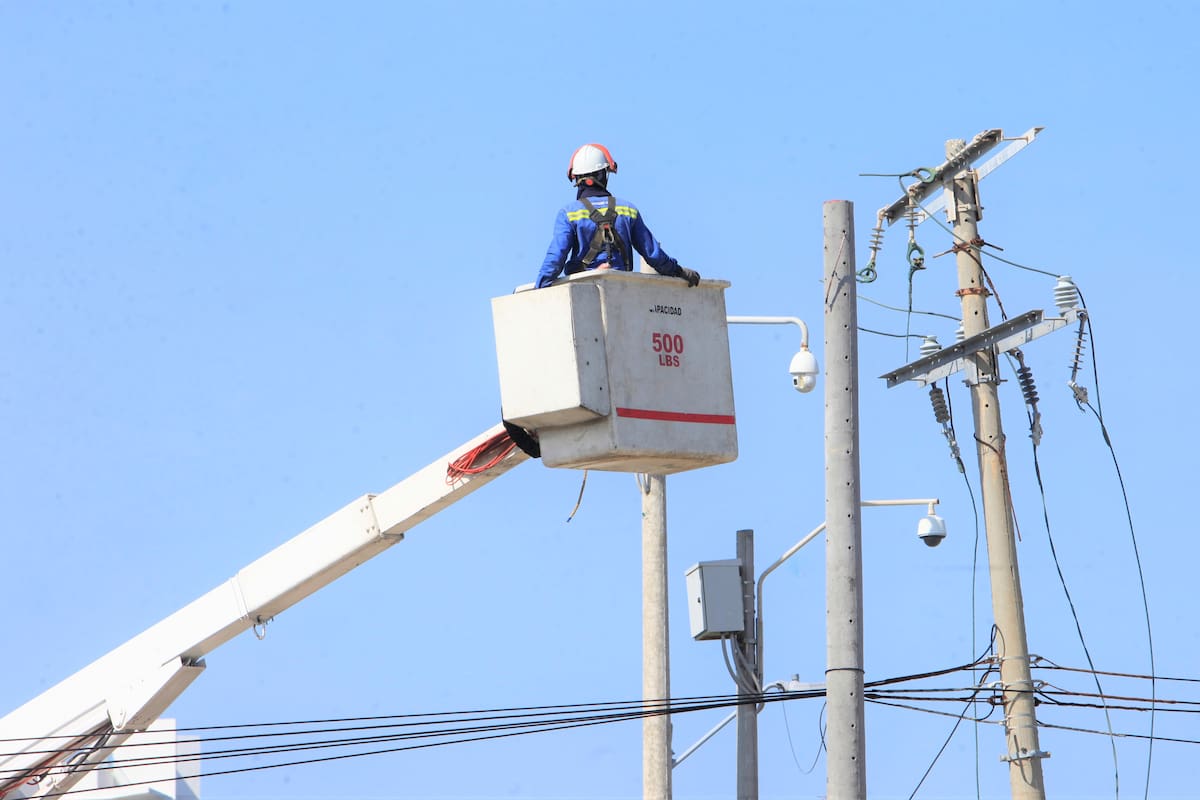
[917,514,947,547]
[789,348,818,394]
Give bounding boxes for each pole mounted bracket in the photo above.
[880,308,1084,388]
[1001,748,1051,764]
[878,127,1044,227]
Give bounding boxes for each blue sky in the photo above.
[3,2,1198,798]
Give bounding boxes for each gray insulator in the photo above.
[1054,275,1080,313]
[1069,322,1088,381]
[929,385,950,425]
[1017,364,1039,407]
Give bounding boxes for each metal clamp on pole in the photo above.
[1002,749,1052,764]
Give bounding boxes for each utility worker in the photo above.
[535,144,700,289]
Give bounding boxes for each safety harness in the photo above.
[577,196,631,270]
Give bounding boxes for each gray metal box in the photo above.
[684,559,744,641]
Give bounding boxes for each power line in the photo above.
[1038,722,1200,748]
[13,695,768,798]
[1076,285,1157,800]
[17,675,989,766]
[857,326,925,340]
[1032,661,1197,685]
[896,175,1058,280]
[858,293,961,322]
[906,688,988,800]
[1011,350,1120,797]
[4,662,992,798]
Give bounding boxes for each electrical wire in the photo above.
[1075,285,1157,800]
[21,704,710,799]
[1037,694,1200,714]
[1032,661,1199,685]
[858,293,961,322]
[891,177,1152,797]
[895,175,1058,279]
[870,699,1200,750]
[902,174,1155,798]
[1011,354,1120,798]
[1038,722,1200,747]
[8,694,777,795]
[937,377,984,798]
[3,679,894,799]
[4,660,1017,799]
[719,636,741,688]
[4,693,746,757]
[865,698,1000,725]
[866,173,1160,798]
[981,248,1060,278]
[968,478,984,800]
[905,687,989,800]
[975,259,1008,321]
[857,327,926,340]
[733,645,762,694]
[3,663,982,760]
[444,431,517,483]
[564,469,588,522]
[777,696,821,776]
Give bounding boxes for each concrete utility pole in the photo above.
[822,200,867,799]
[642,474,672,800]
[946,139,1047,799]
[735,529,758,800]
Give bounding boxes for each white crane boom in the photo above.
[0,424,529,800]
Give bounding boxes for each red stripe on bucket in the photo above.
[615,407,736,425]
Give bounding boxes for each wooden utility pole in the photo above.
[946,138,1048,800]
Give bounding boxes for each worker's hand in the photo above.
[679,267,701,287]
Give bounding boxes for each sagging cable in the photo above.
[565,470,589,523]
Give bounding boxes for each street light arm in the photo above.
[726,315,810,348]
[753,498,942,687]
[862,498,940,515]
[756,522,827,684]
[672,709,736,769]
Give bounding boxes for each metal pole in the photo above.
[823,200,866,799]
[736,529,758,800]
[946,139,1047,800]
[642,474,672,800]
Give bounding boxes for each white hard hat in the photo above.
[567,143,618,182]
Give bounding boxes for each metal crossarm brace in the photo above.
[878,127,1044,227]
[879,129,1003,226]
[880,308,1083,388]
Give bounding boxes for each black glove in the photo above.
[678,267,701,287]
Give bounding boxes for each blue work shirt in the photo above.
[536,188,683,288]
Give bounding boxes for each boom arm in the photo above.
[0,424,529,799]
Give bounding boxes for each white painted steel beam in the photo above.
[877,126,1043,227]
[0,425,529,799]
[880,308,1080,388]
